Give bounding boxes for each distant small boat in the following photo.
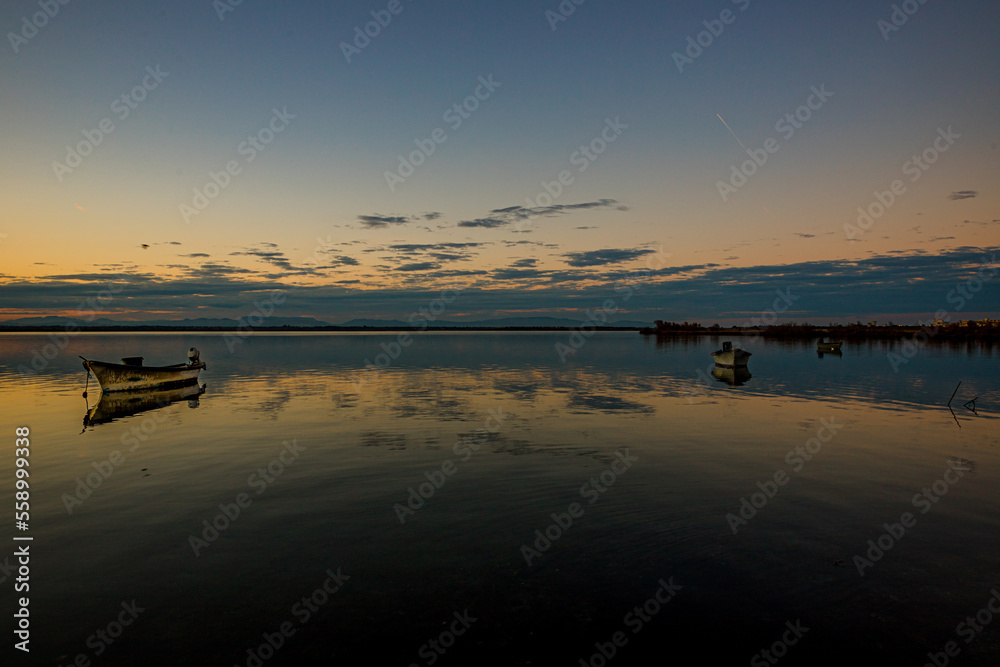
[817,339,843,352]
[711,341,751,368]
[82,348,206,393]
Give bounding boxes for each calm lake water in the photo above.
[1,332,998,665]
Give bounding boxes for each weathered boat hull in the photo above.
[83,359,206,392]
[711,349,752,368]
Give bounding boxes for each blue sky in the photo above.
[1,0,998,323]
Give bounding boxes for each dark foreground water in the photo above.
[1,332,998,666]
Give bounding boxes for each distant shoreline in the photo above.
[0,325,642,333]
[0,323,997,340]
[639,322,1000,341]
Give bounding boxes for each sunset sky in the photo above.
[1,0,998,324]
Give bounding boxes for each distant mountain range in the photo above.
[0,316,333,328]
[0,315,648,329]
[339,317,648,328]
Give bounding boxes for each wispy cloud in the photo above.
[948,190,978,200]
[457,199,621,229]
[358,214,415,229]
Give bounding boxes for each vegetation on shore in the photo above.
[640,320,1000,340]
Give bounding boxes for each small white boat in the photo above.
[711,341,751,368]
[82,348,206,393]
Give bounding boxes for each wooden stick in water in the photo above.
[948,381,961,407]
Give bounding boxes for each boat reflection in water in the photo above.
[711,365,752,386]
[83,383,206,428]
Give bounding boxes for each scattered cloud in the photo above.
[358,214,415,229]
[491,267,548,280]
[396,262,441,272]
[5,247,998,324]
[457,199,621,229]
[948,190,977,200]
[562,248,656,267]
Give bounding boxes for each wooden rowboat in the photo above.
[81,348,206,393]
